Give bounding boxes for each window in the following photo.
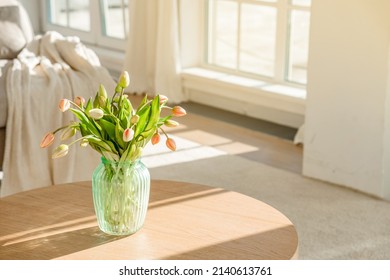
[48,0,91,32]
[100,0,129,39]
[205,0,311,85]
[44,0,129,50]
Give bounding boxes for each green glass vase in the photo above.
[92,157,150,235]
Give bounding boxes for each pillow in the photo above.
[0,3,33,59]
[0,6,25,59]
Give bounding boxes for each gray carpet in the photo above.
[143,136,390,260]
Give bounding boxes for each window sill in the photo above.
[181,67,306,128]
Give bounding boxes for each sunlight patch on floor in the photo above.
[173,130,232,146]
[216,142,259,155]
[143,145,227,168]
[142,130,258,168]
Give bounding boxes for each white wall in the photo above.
[19,0,41,34]
[303,0,390,199]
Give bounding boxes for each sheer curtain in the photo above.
[123,0,185,103]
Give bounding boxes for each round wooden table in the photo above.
[0,180,298,260]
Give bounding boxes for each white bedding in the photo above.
[0,59,11,127]
[1,31,115,197]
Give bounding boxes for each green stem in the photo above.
[53,125,70,134]
[67,136,90,147]
[69,100,83,111]
[160,127,169,138]
[136,99,153,114]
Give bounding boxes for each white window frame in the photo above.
[203,0,310,87]
[41,0,127,52]
[180,0,307,128]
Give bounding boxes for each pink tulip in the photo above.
[151,133,161,145]
[58,99,70,112]
[74,96,85,107]
[40,132,55,148]
[159,95,168,105]
[166,138,176,151]
[123,128,134,142]
[172,106,187,117]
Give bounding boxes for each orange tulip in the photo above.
[172,106,186,117]
[166,138,176,151]
[58,99,70,112]
[151,133,161,145]
[40,132,55,148]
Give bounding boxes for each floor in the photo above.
[182,101,299,141]
[176,101,303,174]
[154,100,390,260]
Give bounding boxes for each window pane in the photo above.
[205,0,311,85]
[240,4,276,77]
[101,0,128,39]
[207,0,238,69]
[286,10,310,84]
[291,0,311,7]
[49,0,67,26]
[68,0,90,31]
[255,0,277,2]
[48,0,90,31]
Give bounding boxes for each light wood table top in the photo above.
[0,180,298,260]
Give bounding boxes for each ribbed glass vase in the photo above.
[92,157,150,235]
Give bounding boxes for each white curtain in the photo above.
[124,0,185,103]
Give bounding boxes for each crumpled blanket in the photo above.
[1,31,116,197]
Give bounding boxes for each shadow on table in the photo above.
[0,224,124,260]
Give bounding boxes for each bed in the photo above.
[0,0,116,196]
[0,0,33,170]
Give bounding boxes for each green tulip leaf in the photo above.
[134,106,151,138]
[144,95,160,132]
[115,121,125,149]
[100,118,116,140]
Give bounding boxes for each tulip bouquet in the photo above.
[40,71,187,235]
[40,71,186,162]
